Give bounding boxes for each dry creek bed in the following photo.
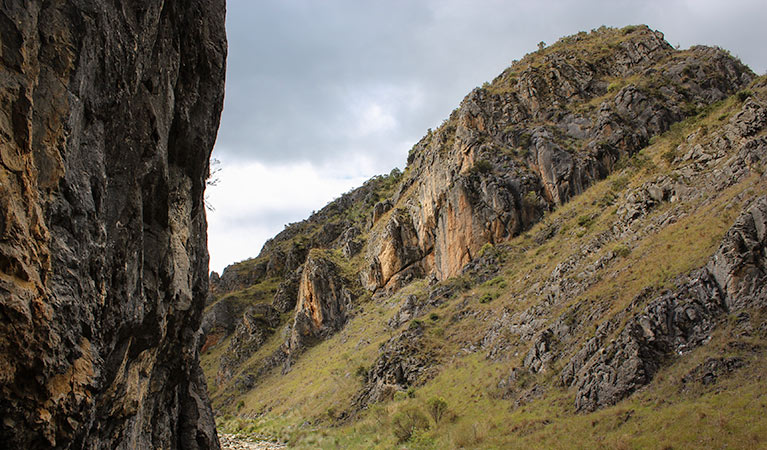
[219,433,287,450]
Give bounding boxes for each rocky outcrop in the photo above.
[708,193,767,311]
[362,208,425,292]
[288,252,356,353]
[272,266,303,313]
[565,196,767,412]
[218,304,281,384]
[0,1,226,448]
[214,259,269,294]
[353,323,435,409]
[363,26,752,289]
[681,357,746,386]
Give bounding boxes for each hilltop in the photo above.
[202,25,767,448]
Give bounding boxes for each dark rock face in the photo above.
[681,357,746,386]
[354,323,435,409]
[568,269,726,411]
[0,1,226,448]
[708,195,767,311]
[272,266,303,313]
[217,304,280,384]
[564,196,767,412]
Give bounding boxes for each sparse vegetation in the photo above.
[472,159,493,174]
[203,32,767,450]
[426,397,448,423]
[391,406,430,442]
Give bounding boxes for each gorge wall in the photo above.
[1,1,226,448]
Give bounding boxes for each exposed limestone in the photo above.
[0,1,226,448]
[288,252,356,353]
[363,26,752,289]
[566,196,767,412]
[353,323,435,409]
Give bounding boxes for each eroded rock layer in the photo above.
[0,1,226,448]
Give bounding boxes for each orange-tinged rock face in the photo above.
[297,278,324,329]
[290,252,356,351]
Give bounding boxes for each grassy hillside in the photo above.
[208,74,767,448]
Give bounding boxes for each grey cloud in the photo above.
[216,0,767,169]
[208,0,767,272]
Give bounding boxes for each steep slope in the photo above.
[203,26,766,448]
[0,1,226,449]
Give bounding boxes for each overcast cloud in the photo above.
[207,0,767,273]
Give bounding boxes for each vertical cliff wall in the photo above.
[0,1,226,448]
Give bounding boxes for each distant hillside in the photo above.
[203,25,767,448]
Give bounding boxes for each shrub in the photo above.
[613,244,631,258]
[473,159,493,174]
[391,407,430,442]
[523,190,538,208]
[598,191,618,208]
[487,276,507,289]
[737,90,753,102]
[355,364,368,381]
[236,400,245,411]
[479,292,497,304]
[478,242,495,258]
[607,81,622,92]
[518,132,532,149]
[426,397,448,423]
[429,312,439,321]
[577,214,594,228]
[622,25,638,34]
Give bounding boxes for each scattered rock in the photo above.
[354,323,435,409]
[566,196,767,412]
[681,357,746,386]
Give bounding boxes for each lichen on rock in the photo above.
[0,1,226,448]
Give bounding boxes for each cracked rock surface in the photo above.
[0,1,226,448]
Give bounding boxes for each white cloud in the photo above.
[205,159,369,272]
[353,102,397,136]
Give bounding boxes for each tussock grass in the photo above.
[208,80,767,448]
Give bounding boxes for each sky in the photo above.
[206,0,767,273]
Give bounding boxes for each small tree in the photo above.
[426,397,448,423]
[537,41,546,51]
[391,406,430,442]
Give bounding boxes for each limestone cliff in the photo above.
[289,251,357,353]
[363,26,752,289]
[0,1,226,448]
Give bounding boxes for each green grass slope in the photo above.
[209,77,767,448]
